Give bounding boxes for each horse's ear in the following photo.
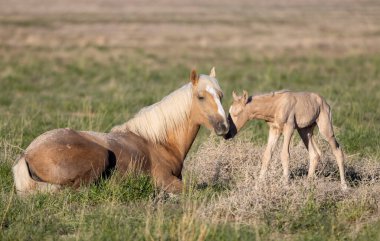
[242,90,248,103]
[232,90,239,101]
[210,66,216,78]
[190,69,198,85]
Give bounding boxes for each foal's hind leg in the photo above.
[297,125,321,179]
[317,110,348,190]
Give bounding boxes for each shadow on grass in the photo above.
[290,160,380,187]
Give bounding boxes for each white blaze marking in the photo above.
[206,85,226,118]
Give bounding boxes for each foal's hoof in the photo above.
[307,174,317,180]
[341,183,350,192]
[282,177,290,186]
[168,192,180,200]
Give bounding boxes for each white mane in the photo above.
[111,75,222,144]
[111,83,192,143]
[254,89,291,98]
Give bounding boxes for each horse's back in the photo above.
[25,128,111,186]
[79,130,153,173]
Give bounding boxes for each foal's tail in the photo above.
[12,156,36,196]
[316,98,335,140]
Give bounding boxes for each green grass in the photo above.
[1,47,379,155]
[1,46,380,240]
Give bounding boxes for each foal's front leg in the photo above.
[281,125,294,184]
[259,126,280,181]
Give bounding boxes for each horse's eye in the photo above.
[198,96,204,100]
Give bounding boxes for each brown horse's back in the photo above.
[25,128,111,187]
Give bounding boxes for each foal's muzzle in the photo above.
[223,114,237,140]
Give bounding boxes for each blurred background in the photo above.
[1,0,379,53]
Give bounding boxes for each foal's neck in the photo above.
[246,94,281,122]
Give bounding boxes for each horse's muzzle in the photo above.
[209,116,229,136]
[223,114,237,140]
[215,121,229,136]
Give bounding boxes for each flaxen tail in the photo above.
[12,155,36,196]
[13,156,61,196]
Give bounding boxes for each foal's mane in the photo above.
[253,89,291,99]
[111,83,193,143]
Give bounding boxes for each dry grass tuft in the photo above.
[185,136,380,227]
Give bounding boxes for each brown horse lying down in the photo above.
[13,67,229,196]
[224,90,348,190]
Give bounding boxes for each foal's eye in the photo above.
[198,96,205,100]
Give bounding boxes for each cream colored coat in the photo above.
[226,90,348,190]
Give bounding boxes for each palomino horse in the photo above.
[13,67,229,196]
[225,90,348,190]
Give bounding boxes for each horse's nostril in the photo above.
[214,122,229,136]
[221,123,229,134]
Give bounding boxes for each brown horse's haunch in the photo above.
[225,90,348,190]
[13,67,229,196]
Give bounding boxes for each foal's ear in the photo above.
[242,90,248,103]
[209,66,216,78]
[190,69,199,86]
[232,90,239,101]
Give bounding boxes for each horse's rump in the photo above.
[25,128,112,187]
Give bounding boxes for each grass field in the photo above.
[1,0,380,240]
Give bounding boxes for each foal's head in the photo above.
[190,67,229,136]
[224,90,250,139]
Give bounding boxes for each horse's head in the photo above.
[224,90,250,139]
[190,67,229,136]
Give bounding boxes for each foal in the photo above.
[225,90,348,190]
